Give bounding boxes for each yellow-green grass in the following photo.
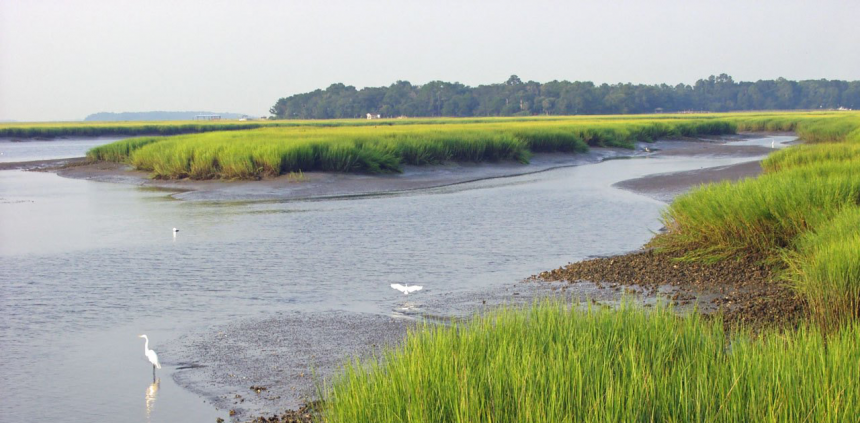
[87,116,739,179]
[0,120,276,138]
[784,207,860,329]
[0,115,730,138]
[763,143,860,172]
[654,112,860,262]
[654,111,860,331]
[4,110,853,139]
[654,159,860,262]
[324,301,860,423]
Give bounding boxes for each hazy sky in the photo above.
[1,0,858,121]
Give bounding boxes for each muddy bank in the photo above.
[614,133,796,203]
[614,161,762,203]
[170,281,616,421]
[168,312,411,420]
[0,156,87,171]
[536,250,804,329]
[537,134,804,329]
[50,152,624,202]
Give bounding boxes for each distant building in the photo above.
[195,114,221,121]
[366,113,381,120]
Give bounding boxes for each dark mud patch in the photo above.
[243,401,322,423]
[535,249,805,329]
[169,311,411,421]
[50,151,624,202]
[648,141,771,158]
[614,161,763,203]
[0,156,88,171]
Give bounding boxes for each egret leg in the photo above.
[152,365,156,382]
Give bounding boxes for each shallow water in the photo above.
[0,136,124,163]
[0,139,771,422]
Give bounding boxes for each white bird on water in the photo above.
[771,140,775,149]
[139,335,161,381]
[391,283,423,295]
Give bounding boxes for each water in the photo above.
[0,136,124,163]
[0,138,773,422]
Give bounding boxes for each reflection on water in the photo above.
[396,301,421,313]
[0,137,125,163]
[146,378,160,420]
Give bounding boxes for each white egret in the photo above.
[172,228,179,234]
[139,335,161,380]
[391,283,423,295]
[771,140,775,148]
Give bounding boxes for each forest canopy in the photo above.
[270,74,859,119]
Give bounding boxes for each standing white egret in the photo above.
[139,335,161,381]
[771,140,775,149]
[391,283,423,295]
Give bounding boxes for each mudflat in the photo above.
[614,161,763,203]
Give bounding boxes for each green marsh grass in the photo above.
[784,207,860,329]
[324,301,860,423]
[87,116,738,179]
[653,160,860,261]
[655,111,860,328]
[762,142,860,172]
[85,136,163,162]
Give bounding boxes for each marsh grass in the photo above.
[763,143,860,172]
[287,170,306,183]
[653,160,860,261]
[784,207,860,329]
[323,301,860,423]
[85,136,162,162]
[655,111,860,328]
[87,116,739,180]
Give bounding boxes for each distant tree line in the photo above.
[269,74,860,119]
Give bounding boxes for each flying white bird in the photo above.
[139,334,161,380]
[391,283,423,295]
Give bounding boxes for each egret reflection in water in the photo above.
[391,283,423,295]
[145,378,160,419]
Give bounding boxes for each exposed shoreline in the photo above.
[536,134,804,330]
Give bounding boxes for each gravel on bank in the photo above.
[536,249,805,329]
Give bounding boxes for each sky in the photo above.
[1,0,858,122]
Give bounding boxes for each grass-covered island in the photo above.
[17,112,860,421]
[82,115,737,179]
